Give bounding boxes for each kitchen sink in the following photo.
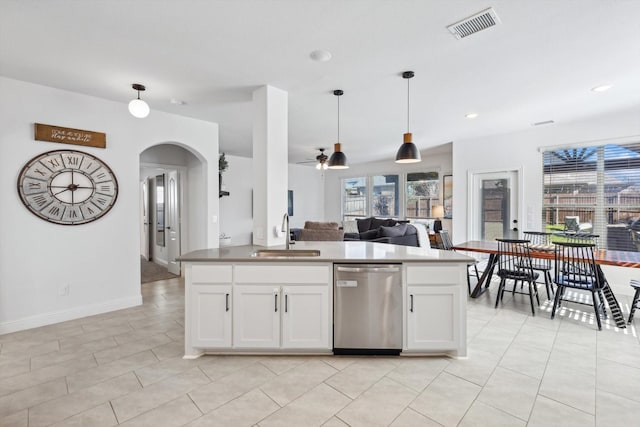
[252,249,321,257]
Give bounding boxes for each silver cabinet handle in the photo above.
[336,266,400,273]
[274,294,278,312]
[225,293,229,312]
[285,294,288,312]
[410,294,414,312]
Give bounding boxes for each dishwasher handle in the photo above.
[336,266,401,273]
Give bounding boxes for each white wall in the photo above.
[453,108,640,295]
[218,155,326,245]
[323,145,453,226]
[219,155,254,246]
[288,163,325,228]
[0,77,219,333]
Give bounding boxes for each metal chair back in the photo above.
[496,238,536,281]
[523,231,551,246]
[438,230,453,250]
[553,242,601,290]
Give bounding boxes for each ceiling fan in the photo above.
[297,148,329,170]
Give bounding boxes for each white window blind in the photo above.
[543,143,640,251]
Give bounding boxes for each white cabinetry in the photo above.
[233,285,280,348]
[233,264,331,350]
[188,265,232,349]
[282,285,330,349]
[405,264,467,356]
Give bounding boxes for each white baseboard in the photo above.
[0,295,143,335]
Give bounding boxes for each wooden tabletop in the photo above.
[452,240,640,268]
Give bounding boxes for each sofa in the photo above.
[343,217,418,247]
[298,221,345,241]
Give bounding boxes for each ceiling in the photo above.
[2,0,639,165]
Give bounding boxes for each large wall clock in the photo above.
[17,149,118,225]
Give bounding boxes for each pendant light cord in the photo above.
[337,94,340,142]
[406,77,410,133]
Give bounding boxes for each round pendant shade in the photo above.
[128,98,150,118]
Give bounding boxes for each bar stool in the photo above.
[628,279,640,324]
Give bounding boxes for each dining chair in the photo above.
[438,230,480,294]
[495,239,540,315]
[551,241,605,330]
[522,231,554,299]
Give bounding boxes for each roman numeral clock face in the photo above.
[17,150,118,225]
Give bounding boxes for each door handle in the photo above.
[336,266,400,273]
[410,294,414,312]
[285,294,288,313]
[274,294,278,312]
[225,293,229,312]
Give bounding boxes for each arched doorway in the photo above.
[139,143,207,284]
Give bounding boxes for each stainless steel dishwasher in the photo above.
[333,263,402,355]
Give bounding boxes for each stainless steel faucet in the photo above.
[281,213,293,249]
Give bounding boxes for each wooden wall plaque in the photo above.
[34,123,106,148]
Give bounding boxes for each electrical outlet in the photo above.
[58,284,69,297]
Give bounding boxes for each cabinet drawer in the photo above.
[406,265,460,285]
[235,265,330,284]
[191,265,232,283]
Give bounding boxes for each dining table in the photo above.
[452,240,635,328]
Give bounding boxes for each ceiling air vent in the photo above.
[447,8,501,39]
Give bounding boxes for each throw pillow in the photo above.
[370,217,388,229]
[378,223,408,237]
[357,217,373,233]
[342,220,359,234]
[405,224,417,235]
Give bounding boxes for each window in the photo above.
[343,177,366,220]
[406,172,439,219]
[543,143,640,251]
[342,172,439,220]
[372,175,399,217]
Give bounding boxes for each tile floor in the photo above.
[0,277,639,426]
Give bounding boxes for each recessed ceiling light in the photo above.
[591,85,612,92]
[309,49,332,62]
[465,113,478,119]
[170,98,186,105]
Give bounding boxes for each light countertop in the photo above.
[178,241,474,263]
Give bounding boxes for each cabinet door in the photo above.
[233,285,281,348]
[191,284,232,348]
[281,285,330,349]
[406,285,460,350]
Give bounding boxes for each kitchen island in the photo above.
[178,241,473,359]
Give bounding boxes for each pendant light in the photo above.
[328,89,349,169]
[395,71,421,163]
[128,83,150,118]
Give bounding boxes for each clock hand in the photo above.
[53,188,70,196]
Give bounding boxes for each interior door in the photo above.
[470,170,519,241]
[140,179,150,260]
[166,170,181,275]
